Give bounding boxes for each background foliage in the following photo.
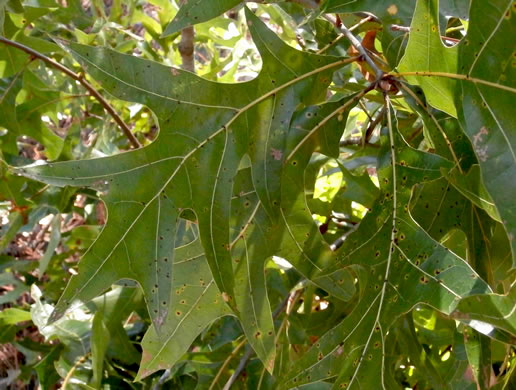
[0,0,515,389]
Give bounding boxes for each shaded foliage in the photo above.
[0,0,514,389]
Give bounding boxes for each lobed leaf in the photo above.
[280,103,491,389]
[398,0,458,116]
[456,0,516,266]
[14,7,357,370]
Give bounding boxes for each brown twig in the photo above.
[339,138,379,148]
[208,336,247,390]
[286,0,385,79]
[324,14,384,80]
[317,15,374,55]
[363,105,386,144]
[178,0,195,72]
[0,36,141,149]
[217,290,301,390]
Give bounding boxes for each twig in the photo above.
[363,105,386,144]
[209,337,247,390]
[287,81,376,161]
[324,14,384,80]
[222,346,254,390]
[330,223,360,251]
[358,100,373,122]
[317,15,374,55]
[62,354,89,389]
[331,212,358,228]
[153,369,171,390]
[339,138,379,148]
[406,125,423,144]
[178,0,195,72]
[217,290,300,389]
[0,36,141,148]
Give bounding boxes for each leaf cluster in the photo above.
[0,1,515,389]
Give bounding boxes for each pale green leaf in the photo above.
[398,0,458,116]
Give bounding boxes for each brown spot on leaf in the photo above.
[271,148,283,161]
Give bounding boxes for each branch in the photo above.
[153,369,171,390]
[178,0,195,72]
[0,36,141,149]
[323,14,383,80]
[363,104,386,144]
[339,138,379,148]
[286,80,375,162]
[317,15,373,55]
[218,290,300,389]
[330,223,360,251]
[222,345,254,390]
[209,337,247,390]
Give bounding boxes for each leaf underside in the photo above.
[10,1,515,387]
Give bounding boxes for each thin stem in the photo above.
[363,105,386,145]
[152,369,171,390]
[339,138,379,148]
[286,81,376,162]
[209,337,247,390]
[62,354,89,389]
[317,16,374,55]
[324,14,383,80]
[406,125,423,144]
[222,346,254,390]
[358,100,373,122]
[215,291,298,390]
[0,36,141,149]
[330,223,360,251]
[287,0,383,77]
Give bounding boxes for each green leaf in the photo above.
[280,103,490,389]
[0,72,65,159]
[0,211,23,252]
[463,326,492,389]
[34,345,64,390]
[0,74,23,156]
[89,286,143,365]
[326,0,469,25]
[398,0,458,117]
[90,310,110,389]
[337,163,379,209]
[14,8,354,371]
[442,164,501,222]
[136,239,232,379]
[456,0,516,267]
[162,0,242,37]
[38,213,61,275]
[0,307,32,342]
[0,307,32,322]
[451,284,516,341]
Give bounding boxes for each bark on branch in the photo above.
[178,0,195,72]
